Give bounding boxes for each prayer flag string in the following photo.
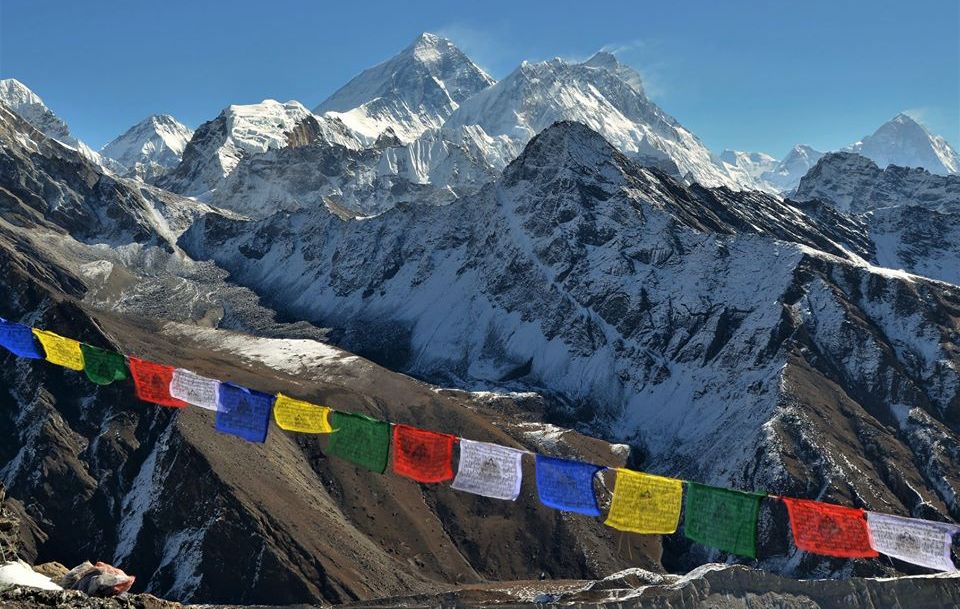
[4,322,958,571]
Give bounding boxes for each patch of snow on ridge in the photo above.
[517,421,568,451]
[152,524,208,601]
[163,322,357,376]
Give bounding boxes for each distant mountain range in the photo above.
[2,35,956,206]
[1,32,959,606]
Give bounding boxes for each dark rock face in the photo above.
[794,152,960,214]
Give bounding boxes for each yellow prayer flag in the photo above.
[273,393,332,433]
[604,469,683,534]
[32,329,84,371]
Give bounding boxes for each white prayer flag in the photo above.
[867,512,959,572]
[451,439,524,500]
[169,369,221,411]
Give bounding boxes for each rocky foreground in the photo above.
[2,564,959,608]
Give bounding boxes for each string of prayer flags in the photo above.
[605,470,683,534]
[80,344,129,385]
[328,411,391,473]
[0,318,44,359]
[128,357,189,408]
[273,393,332,433]
[866,512,959,572]
[32,328,84,371]
[683,482,765,558]
[534,455,602,516]
[782,497,877,558]
[170,369,222,411]
[451,439,524,501]
[9,324,960,573]
[392,424,456,483]
[215,383,274,443]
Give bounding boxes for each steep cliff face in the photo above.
[158,100,360,200]
[182,123,960,577]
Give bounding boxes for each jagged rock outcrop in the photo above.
[792,152,960,284]
[794,152,960,214]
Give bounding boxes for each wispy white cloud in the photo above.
[434,23,517,79]
[599,38,672,100]
[902,107,931,125]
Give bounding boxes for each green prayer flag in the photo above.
[80,343,129,386]
[328,411,391,473]
[683,482,765,558]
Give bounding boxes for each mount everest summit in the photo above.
[1,30,960,607]
[316,32,495,144]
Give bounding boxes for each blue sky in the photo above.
[1,0,957,157]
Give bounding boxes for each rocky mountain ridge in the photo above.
[181,122,960,582]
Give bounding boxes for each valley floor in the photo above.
[3,564,960,608]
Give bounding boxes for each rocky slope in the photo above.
[2,565,959,608]
[181,122,960,579]
[792,152,960,285]
[101,115,194,181]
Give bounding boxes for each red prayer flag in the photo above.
[392,424,456,483]
[782,497,878,558]
[128,357,188,408]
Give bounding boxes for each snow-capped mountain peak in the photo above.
[719,149,778,187]
[0,77,127,173]
[160,98,360,198]
[442,54,746,189]
[316,32,494,143]
[0,77,76,145]
[846,112,959,175]
[101,114,194,177]
[754,144,825,193]
[582,51,645,95]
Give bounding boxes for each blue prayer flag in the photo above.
[535,454,602,516]
[0,318,44,359]
[215,382,274,443]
